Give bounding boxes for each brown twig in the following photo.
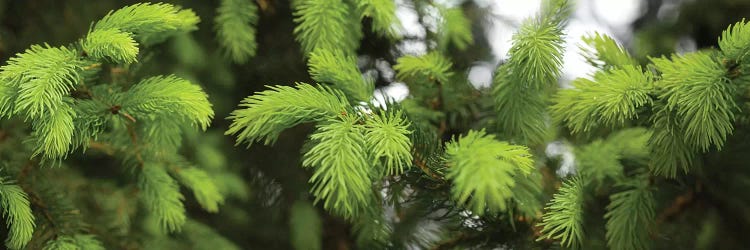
[413,153,444,181]
[656,190,694,225]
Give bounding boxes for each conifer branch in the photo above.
[82,28,139,64]
[293,0,361,54]
[652,52,738,152]
[226,83,350,146]
[445,130,534,215]
[138,163,186,233]
[308,48,373,102]
[580,32,636,69]
[552,65,653,133]
[364,110,413,176]
[605,179,656,250]
[437,6,473,51]
[215,0,259,63]
[537,176,585,248]
[0,177,35,250]
[302,116,372,218]
[353,0,400,39]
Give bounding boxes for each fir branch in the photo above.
[93,3,199,44]
[82,28,139,64]
[503,17,564,89]
[308,48,373,102]
[363,109,413,176]
[577,139,624,184]
[215,0,259,63]
[138,163,186,233]
[491,0,566,144]
[173,168,225,213]
[0,45,82,119]
[491,67,548,144]
[445,130,534,215]
[0,83,16,118]
[652,52,738,151]
[0,177,35,250]
[122,75,214,130]
[302,116,372,218]
[510,171,544,219]
[649,103,696,177]
[30,104,76,160]
[551,65,653,133]
[606,127,652,161]
[353,0,400,39]
[438,6,473,51]
[293,0,360,54]
[537,176,585,249]
[580,32,635,69]
[719,19,750,63]
[226,83,350,146]
[394,52,454,84]
[604,179,656,250]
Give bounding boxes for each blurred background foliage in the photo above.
[0,0,749,249]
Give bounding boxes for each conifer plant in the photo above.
[222,0,750,248]
[0,3,242,249]
[1,0,749,249]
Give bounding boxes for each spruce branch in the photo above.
[1,45,82,119]
[551,65,653,133]
[719,19,750,63]
[437,6,473,51]
[394,52,454,85]
[353,0,401,39]
[363,109,413,176]
[29,104,76,160]
[0,177,35,250]
[444,130,534,215]
[580,32,636,69]
[302,115,372,218]
[652,52,737,151]
[122,75,214,130]
[42,234,105,250]
[138,163,186,233]
[82,28,139,64]
[93,3,199,45]
[172,167,225,213]
[537,176,585,249]
[215,0,259,63]
[308,48,373,102]
[604,179,656,250]
[226,83,350,146]
[293,0,361,54]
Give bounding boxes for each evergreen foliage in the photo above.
[491,0,569,143]
[537,176,585,249]
[437,6,474,51]
[2,0,750,249]
[0,176,34,249]
[214,0,259,63]
[551,65,653,133]
[354,0,400,38]
[293,0,361,54]
[0,3,239,248]
[308,48,373,102]
[444,130,533,215]
[604,179,656,250]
